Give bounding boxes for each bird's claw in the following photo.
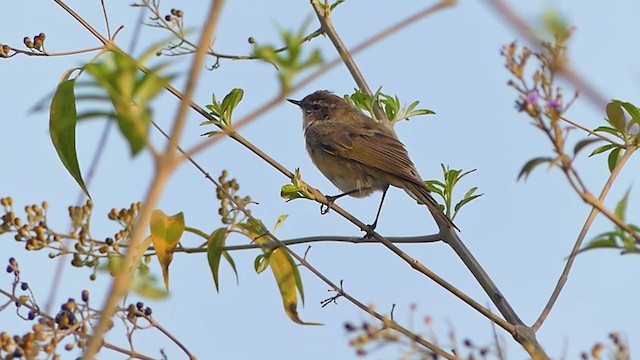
[361,223,377,240]
[320,195,338,215]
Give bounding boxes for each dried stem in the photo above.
[153,127,457,360]
[312,0,546,356]
[484,0,608,110]
[78,1,227,358]
[533,146,637,331]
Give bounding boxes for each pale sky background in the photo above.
[1,1,640,359]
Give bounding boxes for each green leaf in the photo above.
[578,236,620,254]
[207,228,228,292]
[150,210,185,290]
[49,79,91,198]
[254,253,271,274]
[114,103,151,155]
[220,88,244,124]
[606,101,626,131]
[614,189,631,224]
[134,273,169,299]
[616,100,640,126]
[593,126,622,138]
[273,215,289,234]
[589,143,617,157]
[454,194,483,213]
[573,138,602,156]
[518,157,552,180]
[222,250,239,285]
[83,51,171,156]
[607,147,621,172]
[463,187,479,199]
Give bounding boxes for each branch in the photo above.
[185,0,457,159]
[532,146,637,331]
[483,0,608,110]
[310,0,546,356]
[79,1,227,358]
[152,120,455,359]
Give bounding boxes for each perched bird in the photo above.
[287,90,458,236]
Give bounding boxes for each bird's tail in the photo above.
[403,181,459,231]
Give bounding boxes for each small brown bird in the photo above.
[288,90,458,235]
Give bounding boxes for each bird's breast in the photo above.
[305,143,382,198]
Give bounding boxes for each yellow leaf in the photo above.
[150,210,185,291]
[253,235,320,326]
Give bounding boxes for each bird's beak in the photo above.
[287,98,301,107]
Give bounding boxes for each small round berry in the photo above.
[81,290,89,302]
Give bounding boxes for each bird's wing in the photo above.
[310,122,422,184]
[307,121,459,231]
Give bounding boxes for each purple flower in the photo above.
[517,90,540,113]
[547,100,562,112]
[525,91,539,105]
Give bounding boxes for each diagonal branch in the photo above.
[151,122,456,359]
[483,0,608,110]
[532,146,637,331]
[77,0,227,358]
[311,0,546,356]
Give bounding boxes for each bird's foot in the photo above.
[361,222,378,240]
[320,195,339,215]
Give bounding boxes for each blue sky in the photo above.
[1,1,639,359]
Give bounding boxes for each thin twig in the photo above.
[483,0,608,110]
[8,46,105,57]
[80,1,227,358]
[532,146,637,331]
[158,130,456,360]
[185,0,459,159]
[310,0,545,355]
[45,6,148,315]
[100,0,111,39]
[310,0,372,96]
[143,314,196,360]
[560,116,623,146]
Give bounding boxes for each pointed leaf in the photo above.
[254,234,319,325]
[273,214,289,234]
[589,143,617,157]
[454,194,483,213]
[616,100,640,126]
[614,189,631,224]
[578,236,620,254]
[518,157,552,180]
[222,250,239,285]
[254,253,271,274]
[607,147,621,172]
[573,138,602,156]
[49,79,91,198]
[606,101,626,131]
[593,126,622,138]
[150,210,185,291]
[463,187,479,199]
[207,228,228,292]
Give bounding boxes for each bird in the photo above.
[287,90,458,236]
